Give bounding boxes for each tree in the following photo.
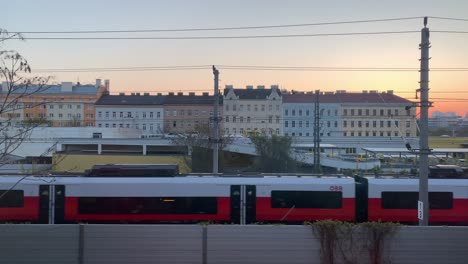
[0,29,50,164]
[250,134,297,173]
[170,122,233,173]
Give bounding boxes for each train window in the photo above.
[381,192,453,209]
[78,197,217,214]
[271,191,342,209]
[0,190,24,208]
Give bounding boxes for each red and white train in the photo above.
[1,165,467,224]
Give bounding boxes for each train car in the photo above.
[0,175,355,224]
[357,175,468,224]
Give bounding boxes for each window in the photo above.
[306,110,310,116]
[112,112,116,118]
[240,116,244,123]
[351,109,355,116]
[261,105,265,111]
[247,117,251,123]
[225,116,229,122]
[387,109,391,116]
[49,105,54,109]
[0,190,23,207]
[358,109,362,116]
[381,192,453,209]
[343,109,348,116]
[285,121,289,128]
[271,191,342,209]
[233,116,236,123]
[269,105,272,111]
[343,121,347,127]
[306,121,309,128]
[299,121,302,128]
[394,109,399,116]
[406,121,411,128]
[373,109,377,116]
[365,109,369,115]
[78,197,217,214]
[299,110,302,116]
[387,121,392,127]
[120,112,123,118]
[380,109,384,116]
[292,121,295,128]
[292,110,296,116]
[254,105,258,112]
[127,112,132,118]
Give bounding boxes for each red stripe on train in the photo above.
[0,197,38,220]
[368,198,468,223]
[255,197,356,221]
[64,197,231,221]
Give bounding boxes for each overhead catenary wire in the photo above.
[8,31,422,40]
[32,65,468,73]
[9,17,424,34]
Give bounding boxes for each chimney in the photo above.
[387,90,394,94]
[202,92,209,96]
[189,92,195,96]
[119,92,125,96]
[168,92,174,96]
[362,90,368,93]
[104,80,110,91]
[136,93,140,96]
[96,79,102,87]
[271,85,279,90]
[257,85,265,89]
[1,81,8,92]
[144,93,149,96]
[370,90,378,94]
[131,92,136,96]
[177,92,183,96]
[225,85,233,89]
[246,85,253,90]
[336,90,346,94]
[157,93,162,96]
[61,82,73,92]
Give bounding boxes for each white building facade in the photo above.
[223,85,282,136]
[95,94,164,135]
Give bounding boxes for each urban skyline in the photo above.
[3,0,468,116]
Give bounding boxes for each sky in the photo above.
[2,0,468,116]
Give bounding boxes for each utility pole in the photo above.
[212,66,220,174]
[313,90,321,173]
[418,17,431,226]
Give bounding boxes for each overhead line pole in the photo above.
[418,17,431,226]
[212,66,220,174]
[314,90,321,173]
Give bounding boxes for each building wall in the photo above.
[223,87,282,136]
[52,153,190,173]
[283,102,341,137]
[341,104,417,137]
[163,104,216,134]
[0,81,106,127]
[95,106,164,134]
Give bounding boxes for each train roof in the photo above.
[0,174,356,186]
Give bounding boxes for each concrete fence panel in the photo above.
[0,225,79,264]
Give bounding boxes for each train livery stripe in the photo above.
[255,197,356,221]
[368,198,468,223]
[64,197,231,221]
[0,197,38,220]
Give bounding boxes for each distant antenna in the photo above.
[424,17,428,27]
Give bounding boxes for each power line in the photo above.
[11,31,420,40]
[429,16,468,22]
[10,17,423,34]
[33,65,468,73]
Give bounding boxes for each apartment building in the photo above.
[283,92,341,137]
[223,85,282,136]
[339,90,416,138]
[95,93,164,134]
[281,90,417,138]
[163,92,220,134]
[0,79,108,127]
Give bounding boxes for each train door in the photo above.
[38,185,65,224]
[230,185,256,224]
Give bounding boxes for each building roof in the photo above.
[1,84,101,95]
[283,91,411,104]
[95,94,165,106]
[164,94,220,105]
[224,88,281,100]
